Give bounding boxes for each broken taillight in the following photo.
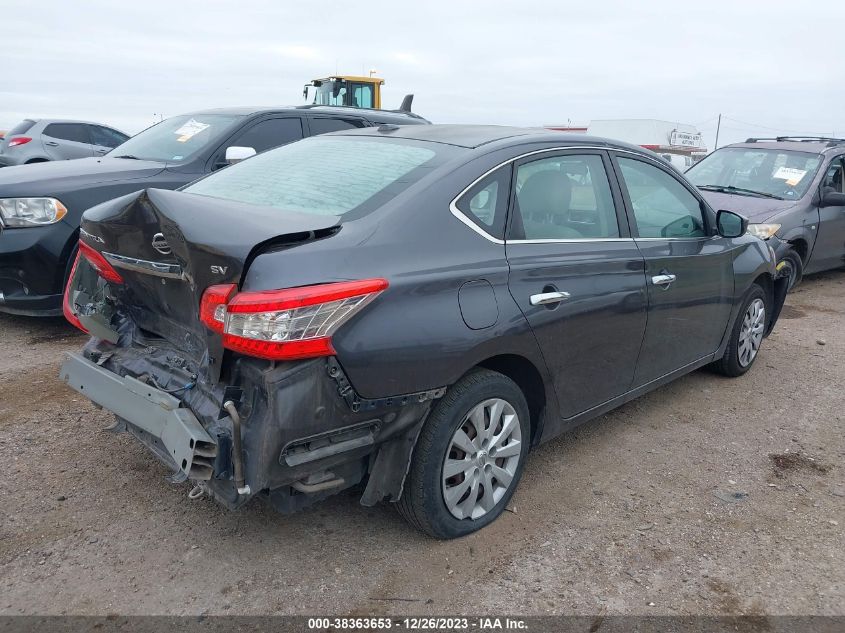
[62,250,87,333]
[78,240,124,284]
[200,279,388,361]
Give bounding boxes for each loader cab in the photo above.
[304,76,384,110]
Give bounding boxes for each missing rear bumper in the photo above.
[59,352,217,479]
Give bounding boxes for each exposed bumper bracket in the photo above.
[59,352,217,479]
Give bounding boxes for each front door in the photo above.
[808,156,845,273]
[612,153,735,386]
[505,150,648,419]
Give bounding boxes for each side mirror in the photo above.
[716,209,748,238]
[225,146,256,165]
[820,190,845,207]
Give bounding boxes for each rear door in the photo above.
[89,125,129,156]
[808,155,845,272]
[504,149,648,419]
[208,116,304,171]
[612,152,734,386]
[41,123,95,160]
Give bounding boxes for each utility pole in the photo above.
[714,113,722,151]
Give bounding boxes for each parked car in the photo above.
[0,118,129,167]
[60,125,787,538]
[686,137,845,289]
[0,105,428,315]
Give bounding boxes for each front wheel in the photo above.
[397,369,530,539]
[779,249,803,291]
[711,285,768,377]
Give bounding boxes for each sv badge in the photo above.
[210,265,228,274]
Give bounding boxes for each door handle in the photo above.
[651,273,677,288]
[530,291,571,306]
[44,141,59,147]
[95,148,108,153]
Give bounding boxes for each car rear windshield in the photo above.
[7,119,36,136]
[107,113,243,162]
[185,136,452,217]
[687,147,822,199]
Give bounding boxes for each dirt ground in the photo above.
[1,272,843,617]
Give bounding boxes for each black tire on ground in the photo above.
[397,369,530,539]
[711,284,768,378]
[780,248,804,291]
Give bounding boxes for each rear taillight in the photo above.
[78,240,124,284]
[62,250,87,333]
[200,278,388,361]
[7,136,32,148]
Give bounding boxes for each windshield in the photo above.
[687,147,822,199]
[310,81,348,106]
[185,136,453,217]
[107,113,243,162]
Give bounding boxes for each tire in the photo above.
[780,249,803,291]
[711,284,768,377]
[397,369,530,539]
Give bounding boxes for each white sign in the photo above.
[773,166,807,187]
[669,130,703,149]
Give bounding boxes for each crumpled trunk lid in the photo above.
[73,187,341,372]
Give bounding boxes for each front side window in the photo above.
[512,154,619,240]
[186,136,450,218]
[90,125,128,148]
[618,157,706,239]
[225,118,304,154]
[822,158,844,193]
[455,166,511,238]
[687,147,823,200]
[44,123,90,144]
[107,113,243,162]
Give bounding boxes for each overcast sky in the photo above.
[2,0,843,151]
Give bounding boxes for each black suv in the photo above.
[686,137,845,288]
[0,105,428,315]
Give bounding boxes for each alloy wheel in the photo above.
[738,298,766,367]
[442,398,523,520]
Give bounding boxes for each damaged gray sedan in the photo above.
[61,126,787,538]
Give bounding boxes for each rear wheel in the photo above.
[397,369,529,539]
[711,285,768,377]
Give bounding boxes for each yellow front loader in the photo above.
[303,74,414,112]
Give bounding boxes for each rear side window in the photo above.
[90,125,129,148]
[309,117,368,135]
[7,119,36,136]
[226,118,304,153]
[186,136,446,217]
[617,157,706,238]
[455,166,511,239]
[43,123,90,144]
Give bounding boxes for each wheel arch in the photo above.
[476,353,549,446]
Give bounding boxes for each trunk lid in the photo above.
[75,188,341,366]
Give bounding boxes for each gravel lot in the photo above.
[1,272,843,616]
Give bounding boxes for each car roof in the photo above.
[31,118,118,127]
[725,138,845,154]
[189,105,428,123]
[330,123,649,152]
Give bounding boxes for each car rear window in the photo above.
[7,119,36,136]
[185,136,452,217]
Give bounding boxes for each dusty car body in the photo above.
[687,137,845,289]
[61,126,787,538]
